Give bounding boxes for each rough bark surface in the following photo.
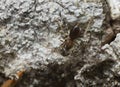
[0,0,120,87]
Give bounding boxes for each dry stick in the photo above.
[1,69,25,87]
[84,17,93,38]
[82,17,93,54]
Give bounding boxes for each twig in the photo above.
[84,17,93,38]
[1,69,25,87]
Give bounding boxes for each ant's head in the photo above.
[69,25,81,40]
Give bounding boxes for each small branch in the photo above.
[1,69,25,87]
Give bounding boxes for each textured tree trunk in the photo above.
[0,0,120,87]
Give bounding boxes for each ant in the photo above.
[60,24,81,56]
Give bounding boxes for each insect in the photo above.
[69,25,81,40]
[60,25,81,56]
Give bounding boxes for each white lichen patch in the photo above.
[106,0,120,20]
[102,33,120,59]
[3,31,66,77]
[0,0,104,78]
[101,33,120,83]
